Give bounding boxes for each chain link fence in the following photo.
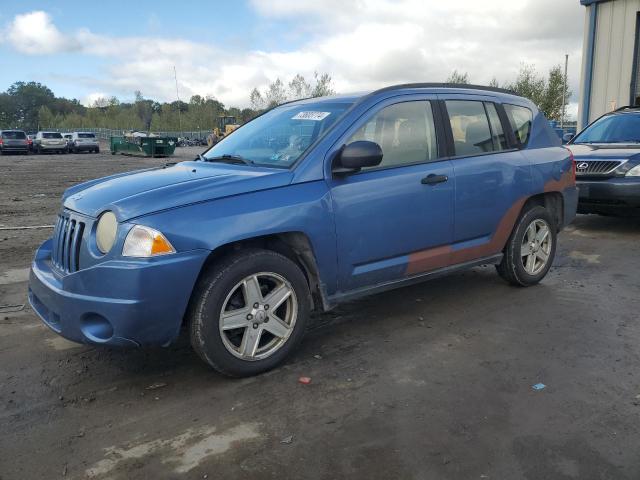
[41,127,212,141]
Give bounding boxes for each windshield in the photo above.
[203,101,352,168]
[78,133,95,138]
[43,132,62,139]
[2,131,26,139]
[573,113,640,144]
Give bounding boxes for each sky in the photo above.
[0,0,585,115]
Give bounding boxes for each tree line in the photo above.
[446,63,572,122]
[0,65,569,132]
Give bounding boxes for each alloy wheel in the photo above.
[218,272,298,361]
[520,219,552,275]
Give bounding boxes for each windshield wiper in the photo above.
[201,154,254,166]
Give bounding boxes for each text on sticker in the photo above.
[291,111,331,121]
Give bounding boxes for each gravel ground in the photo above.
[1,147,639,479]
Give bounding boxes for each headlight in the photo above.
[626,164,640,177]
[96,211,118,254]
[122,225,175,257]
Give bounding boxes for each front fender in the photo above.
[136,181,339,296]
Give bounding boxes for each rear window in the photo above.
[504,104,533,147]
[43,132,62,139]
[2,131,26,139]
[446,100,504,156]
[78,133,95,139]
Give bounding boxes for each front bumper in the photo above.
[577,178,640,214]
[28,238,209,347]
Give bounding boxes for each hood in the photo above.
[62,161,294,221]
[568,143,640,161]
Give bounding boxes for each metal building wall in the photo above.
[579,0,640,128]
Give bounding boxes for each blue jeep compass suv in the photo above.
[28,84,577,376]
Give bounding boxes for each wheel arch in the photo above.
[190,232,329,315]
[522,191,564,231]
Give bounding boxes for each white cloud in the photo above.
[1,2,586,110]
[5,11,79,54]
[81,92,108,107]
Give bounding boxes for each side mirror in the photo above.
[334,140,383,174]
[562,133,575,144]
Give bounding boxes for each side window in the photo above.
[347,101,438,169]
[504,104,533,147]
[485,102,509,150]
[446,100,500,156]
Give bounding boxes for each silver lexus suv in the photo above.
[69,132,100,153]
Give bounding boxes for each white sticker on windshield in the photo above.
[292,111,331,121]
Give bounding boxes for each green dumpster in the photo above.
[110,135,177,157]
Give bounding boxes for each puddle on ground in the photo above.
[86,423,261,477]
[0,267,30,285]
[568,250,601,264]
[45,336,83,351]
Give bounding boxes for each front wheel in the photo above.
[189,249,311,377]
[496,205,556,286]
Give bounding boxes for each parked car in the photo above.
[28,84,577,376]
[69,132,100,153]
[62,134,74,153]
[27,134,35,152]
[0,129,29,154]
[34,131,67,154]
[566,106,640,216]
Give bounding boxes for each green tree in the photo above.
[250,72,335,109]
[504,64,546,108]
[7,81,56,129]
[540,65,572,122]
[311,72,335,97]
[446,70,470,84]
[504,64,571,121]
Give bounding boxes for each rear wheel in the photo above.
[496,205,556,286]
[189,249,311,377]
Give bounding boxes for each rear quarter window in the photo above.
[504,104,533,148]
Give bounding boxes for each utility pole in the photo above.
[174,66,182,132]
[561,54,568,130]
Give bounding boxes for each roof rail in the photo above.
[369,83,518,97]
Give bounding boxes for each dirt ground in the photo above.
[1,147,639,480]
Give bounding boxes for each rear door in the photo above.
[327,96,455,292]
[439,95,532,263]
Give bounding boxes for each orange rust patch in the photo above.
[405,168,574,276]
[406,245,452,275]
[544,168,575,193]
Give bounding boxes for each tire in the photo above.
[496,205,557,287]
[189,249,311,377]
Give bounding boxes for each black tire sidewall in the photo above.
[190,250,311,377]
[506,206,557,286]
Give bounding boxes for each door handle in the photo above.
[421,174,448,185]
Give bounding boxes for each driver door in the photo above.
[328,97,455,292]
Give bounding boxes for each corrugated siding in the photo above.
[589,0,640,122]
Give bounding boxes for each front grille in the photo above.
[51,213,85,273]
[575,160,623,176]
